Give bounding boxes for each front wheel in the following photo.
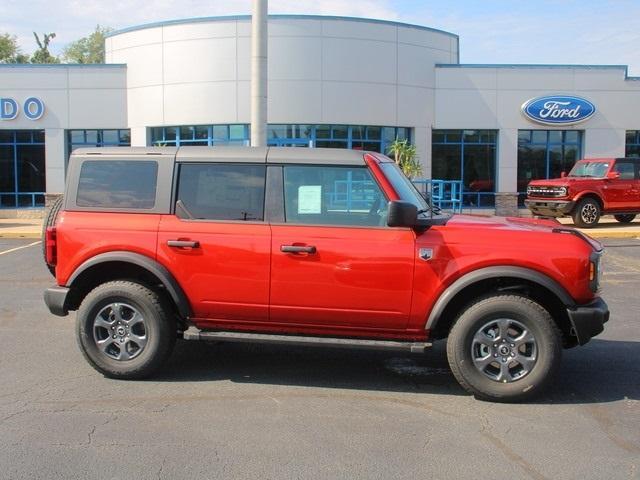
[76,281,176,379]
[446,295,562,402]
[572,197,600,228]
[614,214,636,223]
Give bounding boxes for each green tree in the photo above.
[387,139,422,179]
[62,25,112,64]
[31,32,59,64]
[0,33,29,63]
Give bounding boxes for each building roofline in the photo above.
[105,14,459,40]
[436,63,640,80]
[0,63,126,68]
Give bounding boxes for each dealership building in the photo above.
[1,14,640,216]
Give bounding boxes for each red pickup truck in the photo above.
[43,147,608,402]
[525,157,640,227]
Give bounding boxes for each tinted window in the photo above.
[177,164,266,221]
[283,166,386,226]
[613,161,636,180]
[77,160,157,209]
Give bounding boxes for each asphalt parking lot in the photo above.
[0,238,638,479]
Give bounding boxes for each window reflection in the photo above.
[431,129,497,207]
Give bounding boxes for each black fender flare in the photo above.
[66,251,191,319]
[425,266,575,331]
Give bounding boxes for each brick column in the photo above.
[494,192,519,217]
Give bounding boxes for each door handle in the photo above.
[281,245,317,254]
[167,240,200,248]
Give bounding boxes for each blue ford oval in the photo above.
[521,95,596,125]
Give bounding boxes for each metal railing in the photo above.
[412,180,464,213]
[0,192,46,208]
[327,179,493,213]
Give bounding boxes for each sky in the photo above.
[2,0,639,75]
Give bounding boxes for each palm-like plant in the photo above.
[386,139,422,179]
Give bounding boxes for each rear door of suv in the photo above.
[268,161,416,331]
[157,156,271,324]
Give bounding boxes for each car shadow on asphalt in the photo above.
[157,339,465,397]
[154,338,639,403]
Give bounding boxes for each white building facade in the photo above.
[1,15,639,215]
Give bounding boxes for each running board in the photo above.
[182,327,431,353]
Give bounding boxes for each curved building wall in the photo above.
[105,15,459,158]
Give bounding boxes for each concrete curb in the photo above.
[581,231,640,239]
[0,233,42,239]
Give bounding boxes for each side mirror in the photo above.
[387,201,418,228]
[560,171,567,178]
[606,171,620,180]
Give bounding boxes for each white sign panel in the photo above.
[298,185,322,214]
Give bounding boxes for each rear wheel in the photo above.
[41,195,64,276]
[572,197,600,228]
[614,214,636,223]
[446,294,562,402]
[76,281,176,379]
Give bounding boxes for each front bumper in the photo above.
[567,297,609,346]
[44,286,70,317]
[525,199,575,217]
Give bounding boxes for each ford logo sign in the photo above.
[521,95,596,125]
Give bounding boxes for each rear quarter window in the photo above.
[76,160,158,209]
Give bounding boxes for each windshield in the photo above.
[379,162,430,212]
[568,161,610,178]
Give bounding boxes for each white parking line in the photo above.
[0,241,41,256]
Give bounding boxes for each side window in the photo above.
[176,163,266,221]
[283,165,387,226]
[77,160,158,209]
[613,161,635,180]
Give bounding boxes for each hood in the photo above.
[528,176,599,187]
[439,214,602,250]
[444,214,560,232]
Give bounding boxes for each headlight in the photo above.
[557,186,568,196]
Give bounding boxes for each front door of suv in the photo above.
[157,162,271,324]
[269,164,415,331]
[608,159,637,210]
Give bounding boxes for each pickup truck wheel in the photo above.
[446,295,562,402]
[41,195,64,277]
[614,214,636,223]
[76,281,176,379]
[572,197,600,228]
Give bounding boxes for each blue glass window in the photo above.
[626,130,640,157]
[67,129,131,155]
[151,125,250,147]
[0,130,46,208]
[432,129,498,207]
[151,124,410,154]
[517,130,582,203]
[268,124,410,153]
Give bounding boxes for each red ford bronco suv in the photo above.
[44,147,608,402]
[525,157,640,228]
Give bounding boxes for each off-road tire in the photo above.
[41,195,64,276]
[572,197,601,228]
[76,281,176,379]
[614,214,636,224]
[446,294,562,403]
